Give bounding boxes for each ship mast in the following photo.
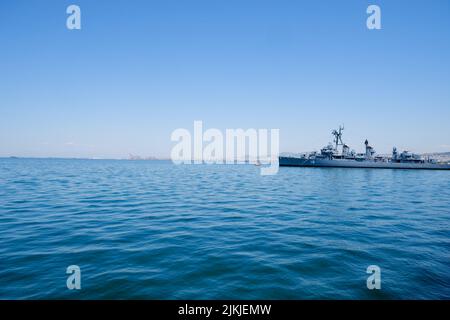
[332,125,344,152]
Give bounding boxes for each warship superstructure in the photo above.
[279,126,450,170]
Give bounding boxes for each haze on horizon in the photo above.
[1,0,449,159]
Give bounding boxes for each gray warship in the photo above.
[279,126,450,170]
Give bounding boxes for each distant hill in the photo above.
[423,152,450,156]
[422,152,450,162]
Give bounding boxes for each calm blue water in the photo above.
[0,158,449,299]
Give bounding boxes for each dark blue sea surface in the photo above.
[0,158,449,299]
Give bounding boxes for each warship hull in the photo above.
[279,157,450,170]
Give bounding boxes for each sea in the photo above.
[0,158,449,299]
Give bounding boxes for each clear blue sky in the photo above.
[1,0,449,158]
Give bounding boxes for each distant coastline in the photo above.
[2,152,450,162]
[0,156,171,161]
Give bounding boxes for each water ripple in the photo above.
[0,158,449,299]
